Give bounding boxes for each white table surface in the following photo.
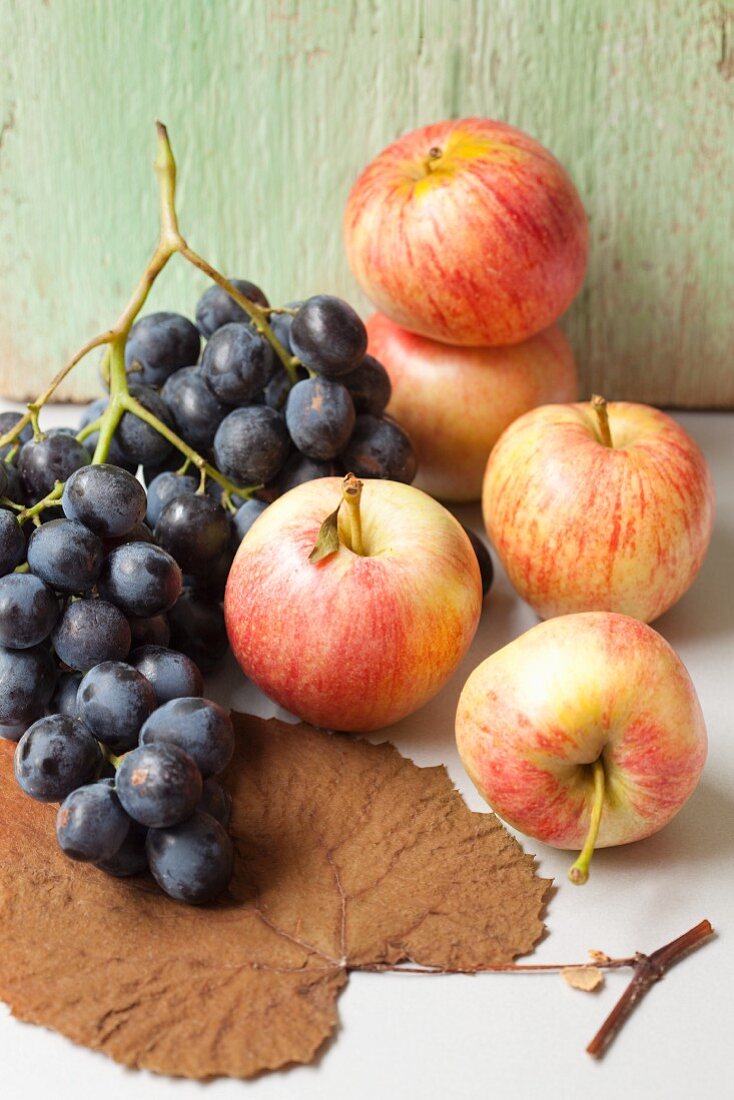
[0,402,731,1100]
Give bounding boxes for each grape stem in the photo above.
[75,417,103,443]
[0,121,304,488]
[17,481,65,523]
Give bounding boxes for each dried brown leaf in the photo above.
[563,966,604,992]
[0,713,550,1080]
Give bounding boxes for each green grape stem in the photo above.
[0,120,303,497]
[17,481,65,524]
[75,417,103,443]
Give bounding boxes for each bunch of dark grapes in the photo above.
[1,457,234,903]
[0,281,425,905]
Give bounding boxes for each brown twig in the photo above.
[352,919,714,1059]
[586,919,714,1059]
[352,957,636,976]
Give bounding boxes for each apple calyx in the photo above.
[591,394,614,448]
[568,757,606,885]
[308,474,365,563]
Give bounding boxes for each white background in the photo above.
[1,404,731,1100]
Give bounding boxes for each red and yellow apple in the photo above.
[344,117,588,347]
[455,612,707,883]
[483,398,714,623]
[224,477,482,732]
[367,311,578,502]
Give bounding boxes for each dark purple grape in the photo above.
[168,592,228,672]
[129,613,170,649]
[0,573,59,649]
[205,479,245,510]
[46,427,78,438]
[263,363,308,411]
[161,367,227,450]
[267,302,303,355]
[212,406,290,485]
[184,540,234,602]
[462,526,494,599]
[140,697,234,778]
[285,377,355,460]
[277,454,340,496]
[340,414,417,483]
[1,713,42,742]
[18,434,91,501]
[52,598,131,671]
[102,521,155,552]
[0,462,6,497]
[78,397,109,431]
[142,452,184,487]
[1,461,23,504]
[290,295,367,375]
[198,778,232,828]
[98,542,183,618]
[340,355,392,415]
[78,399,137,472]
[200,323,275,405]
[125,312,201,387]
[145,470,198,528]
[62,463,147,538]
[50,671,83,716]
[14,715,101,803]
[0,643,56,725]
[0,510,24,576]
[154,492,231,574]
[0,412,33,461]
[130,644,203,706]
[146,810,233,904]
[195,278,269,337]
[56,779,131,862]
[95,821,149,878]
[232,498,268,542]
[118,384,175,465]
[116,742,203,828]
[27,518,104,593]
[76,660,157,753]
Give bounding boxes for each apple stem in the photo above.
[568,757,605,885]
[591,394,614,448]
[341,473,364,556]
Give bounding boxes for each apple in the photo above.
[344,117,588,347]
[455,612,707,883]
[483,397,714,623]
[367,311,578,502]
[224,475,482,732]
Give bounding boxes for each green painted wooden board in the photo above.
[0,0,732,406]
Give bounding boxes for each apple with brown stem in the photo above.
[225,475,482,732]
[455,612,707,884]
[344,117,588,347]
[482,396,714,622]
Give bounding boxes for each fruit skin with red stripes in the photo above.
[456,612,707,854]
[482,400,714,623]
[344,117,588,347]
[367,311,578,502]
[224,477,482,732]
